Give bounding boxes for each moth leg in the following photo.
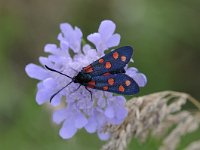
[70,84,81,94]
[85,87,93,101]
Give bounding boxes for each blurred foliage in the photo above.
[0,0,199,149]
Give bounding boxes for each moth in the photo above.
[45,46,139,102]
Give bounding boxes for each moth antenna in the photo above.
[50,81,73,103]
[45,65,73,79]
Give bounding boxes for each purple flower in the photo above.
[87,20,120,55]
[126,67,147,87]
[25,20,147,140]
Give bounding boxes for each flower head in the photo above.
[25,20,147,140]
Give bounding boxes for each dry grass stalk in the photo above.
[101,91,200,150]
[185,140,200,150]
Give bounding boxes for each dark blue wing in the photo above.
[82,46,133,77]
[86,73,139,95]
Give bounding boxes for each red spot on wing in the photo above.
[87,80,96,88]
[125,80,131,86]
[105,62,112,69]
[98,58,104,64]
[103,86,108,91]
[83,65,91,70]
[119,85,125,92]
[108,78,114,86]
[86,67,93,73]
[121,56,126,62]
[113,52,119,59]
[83,65,93,73]
[88,80,96,86]
[103,72,111,76]
[87,85,94,88]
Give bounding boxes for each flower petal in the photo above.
[59,120,77,139]
[98,20,116,40]
[115,96,126,106]
[74,27,83,41]
[51,94,62,106]
[83,44,98,59]
[53,108,68,124]
[59,23,82,53]
[135,73,147,87]
[39,57,52,66]
[60,23,73,36]
[60,40,69,52]
[25,64,49,80]
[36,88,51,105]
[97,97,106,108]
[84,117,97,133]
[106,33,120,48]
[126,67,147,87]
[44,44,58,54]
[98,131,110,141]
[43,78,56,89]
[104,106,114,119]
[87,33,101,48]
[115,106,128,124]
[75,113,88,129]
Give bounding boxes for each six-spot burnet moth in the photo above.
[45,46,139,102]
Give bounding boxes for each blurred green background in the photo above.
[0,0,200,150]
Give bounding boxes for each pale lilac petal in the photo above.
[98,131,110,141]
[126,67,147,87]
[59,120,77,139]
[25,64,49,80]
[60,23,73,36]
[48,55,62,63]
[43,78,56,89]
[70,42,81,53]
[53,108,67,124]
[97,97,106,108]
[36,88,51,105]
[85,117,97,133]
[44,44,58,54]
[115,106,128,122]
[34,74,62,106]
[95,111,106,126]
[74,27,82,40]
[60,40,69,51]
[82,44,91,53]
[37,82,43,89]
[83,44,98,58]
[57,33,64,41]
[106,33,120,48]
[87,33,101,48]
[39,57,52,66]
[75,113,88,129]
[93,91,104,100]
[98,20,116,40]
[88,20,120,53]
[104,92,113,98]
[69,27,82,53]
[115,96,126,106]
[51,94,62,106]
[134,73,147,87]
[59,23,82,53]
[126,67,138,73]
[104,106,114,119]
